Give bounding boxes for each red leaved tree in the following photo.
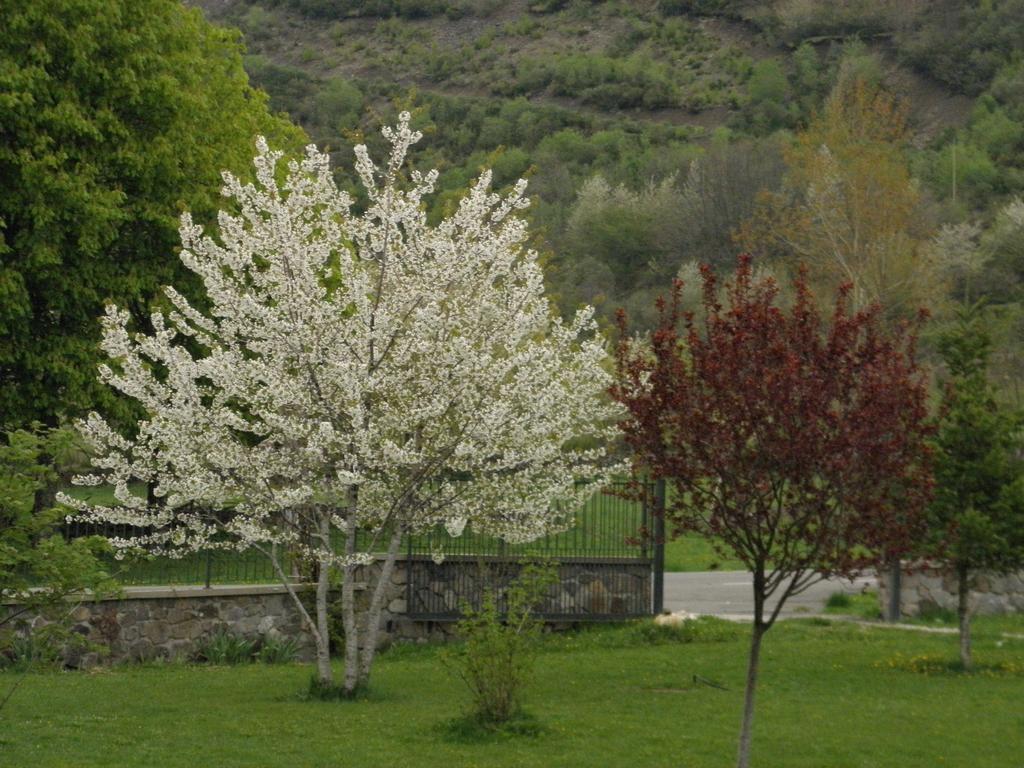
[611,257,932,768]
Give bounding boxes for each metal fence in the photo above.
[406,480,653,560]
[404,559,654,621]
[64,480,665,618]
[402,480,663,620]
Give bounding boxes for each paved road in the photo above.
[663,570,877,619]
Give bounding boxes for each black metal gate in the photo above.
[405,480,665,621]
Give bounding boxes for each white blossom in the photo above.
[58,114,622,690]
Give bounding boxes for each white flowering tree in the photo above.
[59,115,619,694]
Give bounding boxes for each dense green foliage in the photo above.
[2,618,1022,765]
[0,0,304,429]
[929,308,1024,573]
[898,0,1024,96]
[0,427,116,672]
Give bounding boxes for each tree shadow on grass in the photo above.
[436,711,548,744]
[289,676,386,704]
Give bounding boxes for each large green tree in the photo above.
[929,305,1024,671]
[0,0,305,428]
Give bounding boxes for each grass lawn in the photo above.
[2,617,1022,767]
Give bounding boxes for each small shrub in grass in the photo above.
[824,590,882,620]
[194,629,256,665]
[442,560,558,726]
[826,592,852,610]
[527,0,568,12]
[0,622,97,672]
[257,635,300,664]
[0,631,63,672]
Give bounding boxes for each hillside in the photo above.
[196,0,971,139]
[189,0,1024,363]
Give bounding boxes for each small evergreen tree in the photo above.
[929,304,1024,671]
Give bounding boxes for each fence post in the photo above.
[652,478,666,615]
[639,480,649,562]
[886,558,901,622]
[204,550,213,589]
[405,528,413,616]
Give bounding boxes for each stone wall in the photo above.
[16,585,317,667]
[6,557,653,666]
[878,565,1024,617]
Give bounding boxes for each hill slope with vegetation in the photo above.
[193,0,1024,389]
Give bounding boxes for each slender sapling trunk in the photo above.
[737,569,768,768]
[957,564,972,672]
[258,538,329,684]
[737,622,766,768]
[314,512,334,686]
[314,554,333,685]
[341,515,361,696]
[358,527,405,687]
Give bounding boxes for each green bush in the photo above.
[738,59,793,132]
[915,139,1002,209]
[0,625,83,672]
[826,592,852,609]
[315,77,364,131]
[442,561,558,725]
[257,634,301,664]
[546,54,679,110]
[823,590,881,620]
[194,629,257,665]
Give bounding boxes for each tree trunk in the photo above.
[314,552,333,686]
[32,463,57,514]
[341,516,361,696]
[886,558,902,622]
[957,565,972,672]
[313,512,334,686]
[358,527,404,687]
[737,567,768,768]
[258,538,326,687]
[737,622,766,768]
